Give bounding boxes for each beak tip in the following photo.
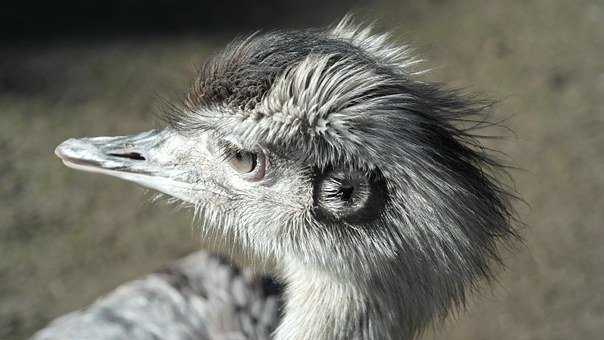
[55,138,90,165]
[54,144,64,159]
[54,139,75,160]
[54,141,66,160]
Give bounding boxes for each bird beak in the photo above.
[55,129,208,203]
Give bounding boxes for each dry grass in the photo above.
[1,1,603,339]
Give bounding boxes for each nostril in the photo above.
[109,152,146,161]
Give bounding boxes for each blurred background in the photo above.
[1,0,603,339]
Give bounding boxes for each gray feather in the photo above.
[48,16,518,340]
[32,252,282,340]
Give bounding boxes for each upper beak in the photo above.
[55,129,205,203]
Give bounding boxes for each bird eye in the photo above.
[229,150,257,173]
[220,143,267,181]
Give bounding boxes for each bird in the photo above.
[41,17,517,340]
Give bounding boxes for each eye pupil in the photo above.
[338,184,354,202]
[229,151,257,173]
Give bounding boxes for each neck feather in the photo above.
[274,261,411,340]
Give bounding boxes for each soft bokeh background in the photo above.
[1,1,603,339]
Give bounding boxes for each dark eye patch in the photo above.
[313,167,387,224]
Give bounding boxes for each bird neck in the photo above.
[274,261,407,340]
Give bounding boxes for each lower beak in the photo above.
[55,129,201,202]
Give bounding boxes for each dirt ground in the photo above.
[1,1,602,339]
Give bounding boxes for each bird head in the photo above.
[55,18,516,330]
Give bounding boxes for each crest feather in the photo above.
[327,15,422,72]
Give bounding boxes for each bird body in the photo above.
[34,252,281,340]
[45,17,516,340]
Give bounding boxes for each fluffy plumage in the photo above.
[46,17,518,340]
[166,18,516,338]
[34,252,282,340]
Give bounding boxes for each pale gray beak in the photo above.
[55,129,212,203]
